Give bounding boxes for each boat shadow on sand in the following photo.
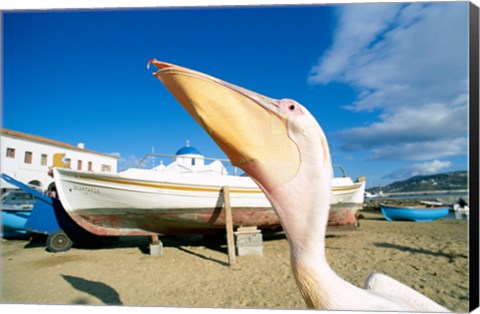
[162,231,287,266]
[19,231,288,266]
[161,234,231,266]
[22,234,152,254]
[22,233,231,256]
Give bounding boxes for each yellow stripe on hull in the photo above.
[78,174,262,194]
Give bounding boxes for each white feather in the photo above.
[365,273,450,312]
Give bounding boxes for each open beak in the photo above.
[149,59,300,189]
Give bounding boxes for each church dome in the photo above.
[175,141,202,156]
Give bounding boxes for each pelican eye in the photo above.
[279,99,302,115]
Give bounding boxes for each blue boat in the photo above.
[380,204,450,222]
[1,189,37,237]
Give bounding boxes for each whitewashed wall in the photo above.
[1,133,118,191]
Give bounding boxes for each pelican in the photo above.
[148,59,450,312]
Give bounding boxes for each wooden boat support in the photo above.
[149,235,163,256]
[223,186,237,267]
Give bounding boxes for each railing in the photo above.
[137,154,349,179]
[332,164,347,177]
[137,153,241,176]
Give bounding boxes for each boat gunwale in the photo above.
[1,207,34,212]
[56,168,262,194]
[380,204,451,211]
[55,168,365,194]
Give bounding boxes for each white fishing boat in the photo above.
[53,144,366,236]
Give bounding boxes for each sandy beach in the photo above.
[1,210,469,312]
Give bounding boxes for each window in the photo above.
[6,148,15,158]
[41,154,48,166]
[101,164,111,172]
[24,151,33,164]
[77,160,83,170]
[11,191,35,201]
[88,161,93,171]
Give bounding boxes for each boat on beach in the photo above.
[380,204,450,222]
[1,189,38,237]
[53,145,366,236]
[329,165,366,228]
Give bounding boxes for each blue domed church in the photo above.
[174,140,204,166]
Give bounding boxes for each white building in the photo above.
[1,128,118,192]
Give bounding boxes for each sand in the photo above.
[1,211,469,312]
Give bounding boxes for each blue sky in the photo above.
[2,2,470,187]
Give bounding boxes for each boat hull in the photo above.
[381,204,449,222]
[54,168,366,235]
[328,178,365,229]
[69,207,280,236]
[1,209,32,237]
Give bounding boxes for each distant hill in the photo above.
[367,171,468,194]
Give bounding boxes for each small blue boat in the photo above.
[380,204,450,222]
[1,189,37,237]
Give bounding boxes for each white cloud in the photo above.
[309,3,403,85]
[369,138,467,161]
[384,160,453,180]
[335,102,468,159]
[110,152,121,158]
[112,153,147,171]
[310,2,469,161]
